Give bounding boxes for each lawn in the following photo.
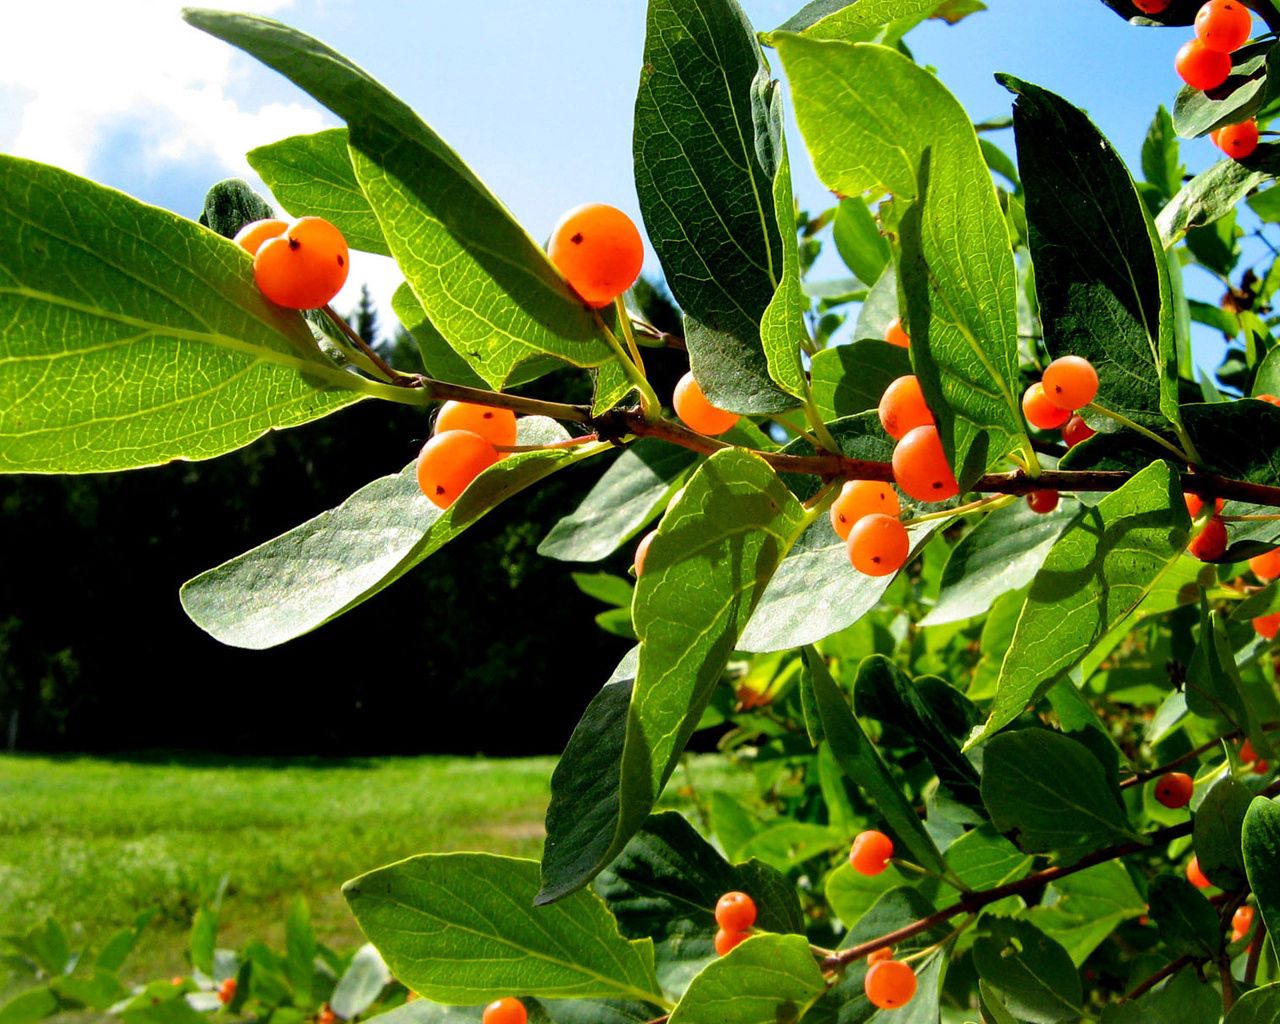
[0,752,742,999]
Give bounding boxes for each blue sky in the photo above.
[0,1,1240,370]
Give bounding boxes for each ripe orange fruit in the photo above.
[1153,771,1194,809]
[254,217,350,309]
[416,430,500,509]
[1195,0,1253,52]
[1176,39,1233,91]
[878,375,934,440]
[892,426,959,503]
[1217,119,1259,159]
[1022,383,1071,430]
[1253,612,1280,640]
[884,318,910,348]
[1188,517,1228,561]
[1042,355,1099,410]
[217,979,237,1005]
[867,947,893,965]
[1187,855,1211,889]
[1026,490,1059,514]
[1233,905,1255,941]
[317,1008,336,1024]
[714,892,757,932]
[547,203,644,307]
[849,830,895,876]
[1257,393,1280,407]
[1062,414,1095,448]
[830,480,900,541]
[1242,739,1258,762]
[483,999,527,1024]
[634,529,657,578]
[435,401,517,448]
[1256,759,1272,775]
[1184,493,1225,518]
[673,372,739,436]
[233,218,287,255]
[714,928,749,956]
[864,960,917,1010]
[848,514,910,577]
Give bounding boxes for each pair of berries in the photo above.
[416,401,518,509]
[1175,2,1253,91]
[1186,492,1229,561]
[547,203,644,308]
[713,891,757,955]
[1153,770,1193,808]
[235,217,350,309]
[831,480,909,577]
[877,377,960,503]
[483,999,526,1024]
[1240,738,1270,775]
[1022,356,1099,431]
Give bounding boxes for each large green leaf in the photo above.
[666,935,825,1024]
[775,33,1025,486]
[1186,597,1251,735]
[186,10,615,389]
[771,0,941,39]
[0,154,371,473]
[809,340,911,422]
[1192,776,1251,891]
[539,441,697,562]
[1228,984,1280,1024]
[343,853,662,1005]
[1157,156,1275,246]
[539,449,807,902]
[981,730,1136,859]
[1027,861,1146,965]
[633,0,794,414]
[1172,41,1277,139]
[1182,400,1280,486]
[1148,875,1220,959]
[1004,77,1179,430]
[1243,796,1280,943]
[181,418,602,648]
[0,988,59,1024]
[389,282,488,388]
[832,199,890,286]
[971,918,1081,1024]
[1099,967,1219,1024]
[973,461,1190,744]
[247,128,389,255]
[759,121,810,401]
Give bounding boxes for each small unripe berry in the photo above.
[1062,414,1095,448]
[217,979,237,1005]
[1188,517,1228,561]
[714,892,757,932]
[483,999,526,1024]
[892,425,959,502]
[1187,855,1211,889]
[1253,611,1280,640]
[850,830,894,876]
[1233,905,1255,941]
[435,401,517,448]
[673,372,739,436]
[830,480,900,540]
[1217,119,1259,159]
[867,947,893,965]
[548,203,644,307]
[254,217,350,309]
[864,960,917,1010]
[1153,771,1194,809]
[878,375,934,440]
[884,318,910,348]
[1195,0,1253,53]
[1026,490,1059,514]
[416,430,501,509]
[1022,383,1071,430]
[1042,355,1099,410]
[634,529,657,578]
[1176,39,1233,91]
[847,514,910,577]
[233,218,287,255]
[714,928,749,956]
[1134,0,1170,11]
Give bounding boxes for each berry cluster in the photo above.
[713,890,757,955]
[417,401,517,509]
[236,217,350,308]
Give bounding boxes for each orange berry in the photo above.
[867,947,893,965]
[848,514,910,577]
[171,978,185,987]
[878,375,935,440]
[1134,0,1170,11]
[1242,739,1258,762]
[1233,905,1255,941]
[884,318,910,349]
[434,401,517,448]
[547,203,644,307]
[714,892,757,932]
[218,979,237,1005]
[892,425,959,503]
[831,480,901,540]
[1185,493,1225,518]
[714,928,750,956]
[1176,38,1233,91]
[1154,771,1194,809]
[850,830,895,876]
[865,960,917,1010]
[634,529,657,578]
[254,217,350,309]
[673,372,739,436]
[1042,355,1099,411]
[1026,490,1059,514]
[1254,612,1280,640]
[233,218,287,255]
[1023,383,1071,430]
[1187,855,1211,889]
[483,999,527,1024]
[1188,517,1228,561]
[1258,393,1280,407]
[1196,0,1253,52]
[1217,119,1260,159]
[1062,414,1095,448]
[317,1009,336,1024]
[416,430,500,509]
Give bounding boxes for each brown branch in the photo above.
[1219,956,1236,1013]
[1120,730,1244,789]
[322,305,407,384]
[1245,915,1266,986]
[1122,954,1194,1002]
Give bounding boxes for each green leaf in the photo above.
[1172,41,1277,139]
[1003,76,1178,429]
[809,340,911,421]
[771,0,941,39]
[1157,155,1275,245]
[1099,966,1220,1024]
[389,282,489,389]
[540,450,807,902]
[974,461,1191,744]
[0,154,368,473]
[247,129,389,255]
[833,199,889,285]
[1228,983,1280,1023]
[51,970,127,1011]
[0,988,59,1024]
[760,124,810,401]
[1026,861,1146,965]
[1192,776,1252,891]
[1186,596,1250,732]
[666,934,825,1024]
[922,500,1074,626]
[1142,106,1184,201]
[573,573,634,609]
[633,0,795,414]
[185,10,616,389]
[971,918,1082,1024]
[1148,875,1220,958]
[1243,796,1280,943]
[198,178,274,239]
[981,730,1136,858]
[945,826,1033,890]
[776,33,1025,486]
[539,441,697,562]
[806,648,949,878]
[181,418,600,648]
[284,896,315,1005]
[343,853,662,1005]
[1183,400,1280,487]
[329,945,391,1021]
[189,908,216,977]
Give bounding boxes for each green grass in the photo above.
[0,752,744,998]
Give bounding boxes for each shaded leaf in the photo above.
[1027,861,1145,965]
[971,918,1081,1024]
[666,934,825,1024]
[1148,875,1220,958]
[1193,776,1252,891]
[809,340,911,421]
[1243,796,1280,943]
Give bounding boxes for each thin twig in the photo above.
[1122,954,1194,1002]
[322,305,409,384]
[1245,915,1266,986]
